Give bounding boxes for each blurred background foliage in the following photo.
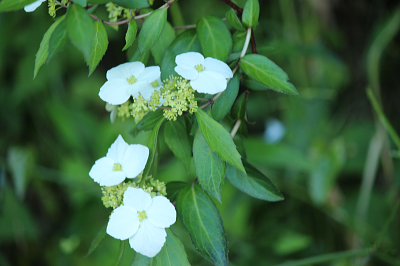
[1,0,400,265]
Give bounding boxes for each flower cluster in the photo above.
[105,3,131,30]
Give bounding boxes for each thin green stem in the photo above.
[230,119,241,138]
[240,28,252,58]
[173,24,196,30]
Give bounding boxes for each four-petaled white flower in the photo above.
[89,135,149,187]
[24,0,46,12]
[99,62,161,105]
[107,187,176,257]
[174,52,233,94]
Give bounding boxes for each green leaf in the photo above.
[239,54,298,95]
[243,75,269,91]
[135,109,164,134]
[131,252,152,265]
[87,0,109,4]
[7,147,34,200]
[0,0,37,12]
[166,181,188,203]
[84,224,107,258]
[193,130,225,202]
[113,0,149,9]
[88,20,108,76]
[195,108,245,173]
[138,8,168,54]
[67,3,95,62]
[115,241,125,266]
[164,120,192,171]
[242,0,260,29]
[226,9,245,32]
[151,22,176,65]
[143,117,165,178]
[196,16,232,62]
[226,161,284,201]
[48,15,69,63]
[154,229,191,266]
[73,0,87,7]
[212,74,239,121]
[122,19,137,51]
[177,183,228,266]
[128,43,150,64]
[232,31,247,53]
[231,92,247,120]
[160,29,201,81]
[34,17,64,78]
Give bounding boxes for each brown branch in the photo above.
[219,0,243,16]
[250,29,258,54]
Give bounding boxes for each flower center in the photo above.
[194,64,205,72]
[112,163,122,171]
[127,75,137,85]
[151,79,159,88]
[137,210,147,222]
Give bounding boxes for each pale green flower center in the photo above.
[127,75,137,85]
[151,79,159,88]
[194,64,205,72]
[138,210,147,222]
[112,163,122,171]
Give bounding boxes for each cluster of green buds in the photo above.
[48,0,69,17]
[101,174,167,209]
[105,3,132,30]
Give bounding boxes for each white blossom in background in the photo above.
[89,135,149,186]
[263,119,286,144]
[99,62,161,105]
[24,0,46,12]
[105,103,118,124]
[174,52,233,94]
[107,187,176,257]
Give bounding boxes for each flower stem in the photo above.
[173,24,197,30]
[230,119,241,138]
[240,28,252,58]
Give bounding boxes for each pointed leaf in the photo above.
[135,109,164,134]
[193,130,225,202]
[138,8,168,54]
[226,9,245,32]
[195,108,245,173]
[160,29,201,80]
[212,74,240,121]
[231,92,247,120]
[74,0,87,7]
[113,0,149,9]
[242,0,259,29]
[177,183,228,266]
[166,181,189,203]
[151,22,176,64]
[84,224,107,258]
[196,16,232,62]
[143,117,165,178]
[154,229,191,266]
[88,20,108,75]
[0,0,37,12]
[239,54,298,95]
[226,161,284,201]
[164,120,192,171]
[122,19,137,51]
[48,15,69,63]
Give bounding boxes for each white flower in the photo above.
[89,135,149,187]
[99,62,161,105]
[174,52,233,94]
[106,187,176,257]
[24,0,46,12]
[105,103,118,124]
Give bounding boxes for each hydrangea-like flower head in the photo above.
[89,135,149,187]
[106,187,176,257]
[174,52,233,94]
[24,0,46,12]
[99,62,161,105]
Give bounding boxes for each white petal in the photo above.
[137,66,160,83]
[204,57,233,78]
[99,79,131,105]
[122,144,149,178]
[129,219,167,258]
[99,171,126,187]
[110,109,117,124]
[175,52,204,69]
[24,0,44,12]
[190,71,227,94]
[123,187,152,211]
[174,65,199,80]
[146,196,176,228]
[128,81,153,99]
[106,135,129,163]
[106,62,145,80]
[106,206,140,240]
[89,157,114,184]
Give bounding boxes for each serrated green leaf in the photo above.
[166,181,188,202]
[196,16,232,62]
[134,109,164,134]
[154,229,191,266]
[243,75,269,91]
[73,0,87,7]
[193,130,225,202]
[84,224,107,258]
[212,74,239,121]
[88,20,108,76]
[143,117,165,178]
[122,19,137,51]
[226,9,245,32]
[0,0,36,12]
[34,17,64,78]
[226,161,284,201]
[239,54,298,95]
[67,3,95,62]
[242,0,259,29]
[47,15,69,63]
[138,8,168,54]
[113,0,149,9]
[195,108,245,173]
[177,183,228,266]
[231,92,246,120]
[160,29,201,81]
[164,120,192,171]
[151,22,176,65]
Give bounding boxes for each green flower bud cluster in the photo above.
[101,175,167,209]
[48,0,68,18]
[131,95,150,123]
[160,77,197,121]
[117,101,131,120]
[106,3,131,30]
